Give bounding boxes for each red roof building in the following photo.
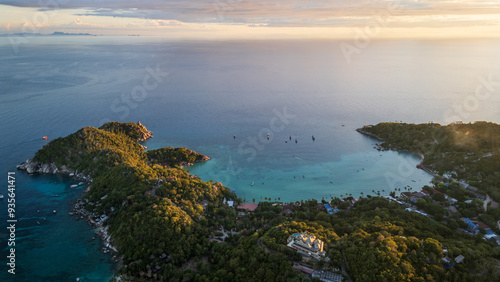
[237,203,258,212]
[477,222,491,230]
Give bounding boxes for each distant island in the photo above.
[17,121,500,280]
[50,32,97,36]
[1,31,97,37]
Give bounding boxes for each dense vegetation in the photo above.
[33,126,146,175]
[99,121,153,142]
[147,147,209,168]
[359,122,500,200]
[25,121,500,281]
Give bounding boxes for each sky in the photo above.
[1,0,500,39]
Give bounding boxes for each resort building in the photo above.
[287,233,325,260]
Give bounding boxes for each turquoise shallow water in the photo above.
[182,131,432,202]
[1,37,500,280]
[0,174,115,281]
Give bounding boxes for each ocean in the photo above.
[1,36,500,280]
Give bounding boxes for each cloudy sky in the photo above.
[1,0,500,38]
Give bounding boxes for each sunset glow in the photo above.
[1,1,500,38]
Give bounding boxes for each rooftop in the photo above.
[287,233,325,259]
[237,203,258,211]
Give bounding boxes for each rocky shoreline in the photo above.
[16,159,122,266]
[356,127,384,141]
[136,121,153,142]
[16,158,91,181]
[179,155,211,169]
[357,127,439,178]
[356,128,389,151]
[72,198,121,261]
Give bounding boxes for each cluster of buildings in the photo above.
[390,184,500,245]
[462,218,500,244]
[399,187,461,204]
[287,233,344,280]
[293,264,343,282]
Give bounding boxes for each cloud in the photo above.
[146,19,183,27]
[2,0,500,27]
[1,0,499,37]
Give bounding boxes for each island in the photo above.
[17,121,500,281]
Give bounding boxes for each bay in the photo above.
[1,37,500,279]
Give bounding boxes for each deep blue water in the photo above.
[1,36,500,280]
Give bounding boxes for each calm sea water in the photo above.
[1,36,500,280]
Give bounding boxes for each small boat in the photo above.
[53,210,57,214]
[312,135,315,141]
[70,184,78,188]
[0,193,4,199]
[42,136,48,140]
[37,221,40,225]
[251,182,254,186]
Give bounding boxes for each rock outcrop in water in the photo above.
[17,159,57,174]
[17,158,90,181]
